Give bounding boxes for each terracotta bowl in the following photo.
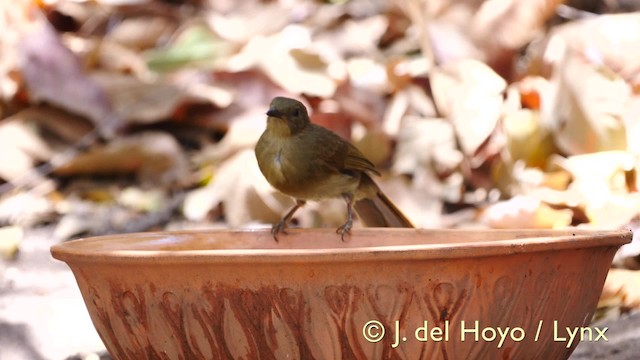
[51,228,630,359]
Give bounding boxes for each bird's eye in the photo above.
[292,108,300,117]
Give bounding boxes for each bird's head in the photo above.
[266,97,310,135]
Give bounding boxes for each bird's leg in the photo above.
[336,193,355,241]
[272,199,306,241]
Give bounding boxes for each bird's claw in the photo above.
[336,220,352,242]
[271,221,288,242]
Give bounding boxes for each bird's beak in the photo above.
[266,109,283,118]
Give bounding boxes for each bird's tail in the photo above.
[354,175,414,228]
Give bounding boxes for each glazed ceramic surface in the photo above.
[51,228,630,359]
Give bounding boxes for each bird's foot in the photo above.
[271,220,288,242]
[336,220,352,242]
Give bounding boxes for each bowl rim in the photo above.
[49,228,632,265]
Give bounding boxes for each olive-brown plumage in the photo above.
[255,97,413,240]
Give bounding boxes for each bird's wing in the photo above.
[311,125,380,176]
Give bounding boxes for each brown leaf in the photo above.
[108,16,177,50]
[90,72,210,125]
[54,131,189,186]
[18,24,119,136]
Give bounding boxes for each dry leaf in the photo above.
[540,13,640,87]
[430,59,506,156]
[91,71,209,124]
[54,131,188,186]
[183,149,291,226]
[0,115,51,183]
[550,53,629,155]
[393,115,461,175]
[226,25,337,97]
[18,24,119,136]
[0,191,54,226]
[556,151,640,228]
[481,195,573,229]
[208,2,290,44]
[599,269,640,310]
[0,226,22,260]
[108,16,176,50]
[471,0,563,51]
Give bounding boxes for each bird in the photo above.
[255,96,414,241]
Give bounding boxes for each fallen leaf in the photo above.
[90,71,209,125]
[549,53,629,155]
[471,0,564,53]
[430,59,506,156]
[108,16,177,50]
[392,115,461,175]
[54,131,189,186]
[18,24,119,136]
[0,226,23,260]
[226,25,337,97]
[480,194,573,229]
[0,114,52,183]
[555,151,640,228]
[599,269,640,310]
[183,149,291,226]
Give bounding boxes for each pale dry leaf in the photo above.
[0,226,22,260]
[377,175,442,228]
[392,115,461,175]
[314,15,389,60]
[226,25,337,97]
[81,37,153,79]
[556,151,640,228]
[174,70,234,108]
[550,53,629,155]
[430,59,506,155]
[117,187,166,212]
[599,269,640,310]
[0,191,54,226]
[622,95,640,156]
[346,57,389,93]
[208,2,290,43]
[201,107,267,162]
[18,24,118,135]
[54,131,188,186]
[91,71,205,124]
[0,115,51,183]
[107,16,176,50]
[382,89,409,137]
[0,0,33,102]
[540,13,640,87]
[481,195,573,229]
[183,149,291,226]
[471,0,563,51]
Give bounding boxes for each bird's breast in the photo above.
[256,132,359,200]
